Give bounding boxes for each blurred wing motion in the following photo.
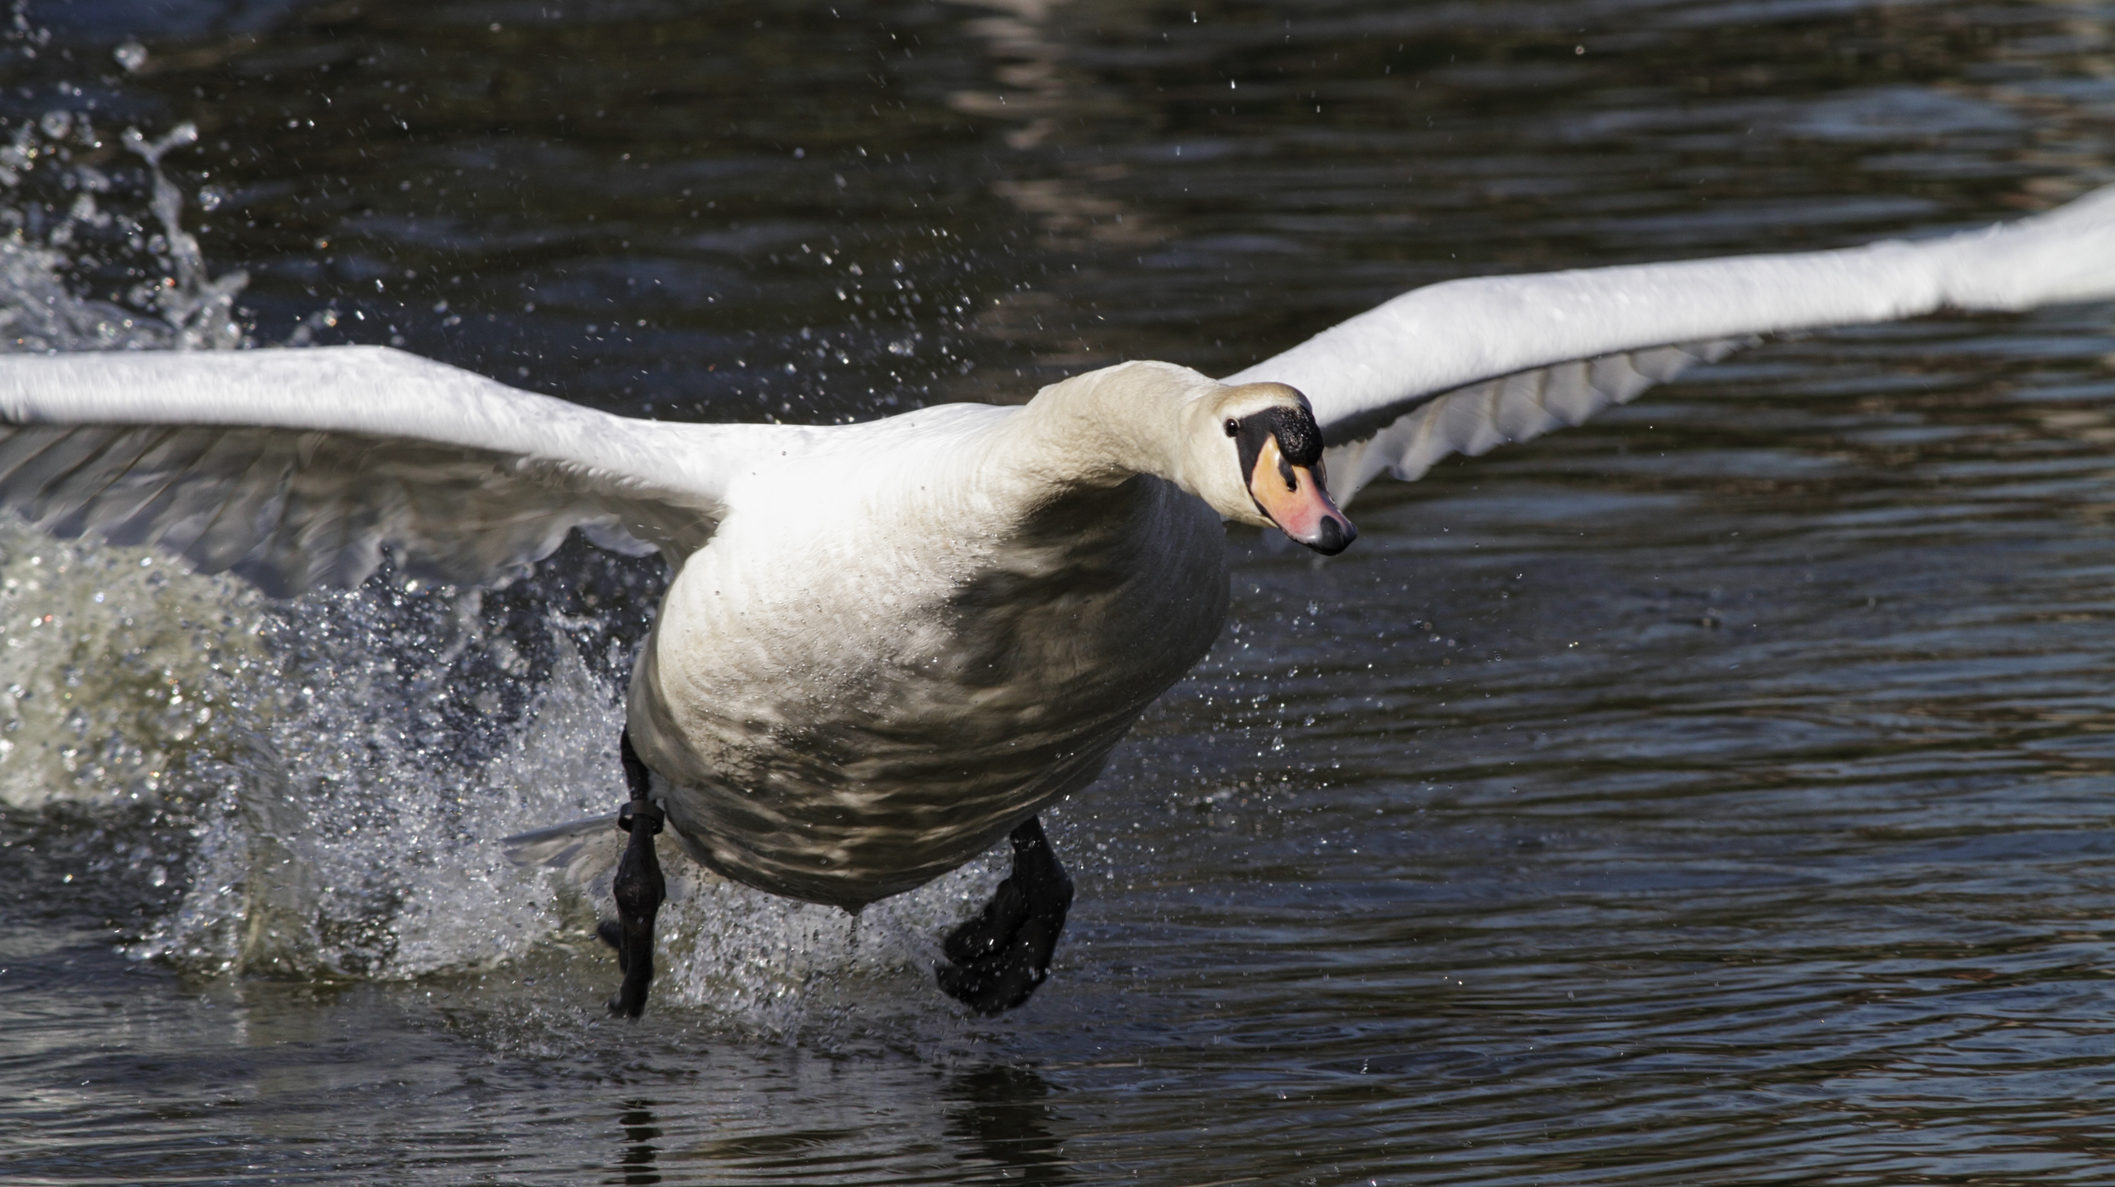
[1226,184,2115,501]
[0,345,793,594]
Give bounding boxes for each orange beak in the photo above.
[1249,435,1356,555]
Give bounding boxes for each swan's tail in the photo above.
[501,814,622,890]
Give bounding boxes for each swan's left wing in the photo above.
[0,345,799,595]
[1224,184,2115,500]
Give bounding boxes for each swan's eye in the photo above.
[1223,418,1240,437]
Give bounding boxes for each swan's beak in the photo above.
[1249,435,1357,556]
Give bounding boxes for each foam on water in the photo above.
[0,111,1000,1033]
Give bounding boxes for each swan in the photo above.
[5,185,2115,1016]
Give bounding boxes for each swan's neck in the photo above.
[996,361,1217,499]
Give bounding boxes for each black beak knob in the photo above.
[1304,515,1356,556]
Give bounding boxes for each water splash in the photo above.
[118,121,248,350]
[0,112,250,353]
[129,618,626,981]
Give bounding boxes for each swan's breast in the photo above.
[627,469,1228,909]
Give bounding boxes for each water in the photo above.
[5,0,2115,1182]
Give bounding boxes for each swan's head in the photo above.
[1190,380,1357,556]
[1040,360,1357,554]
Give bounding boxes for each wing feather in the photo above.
[23,426,143,528]
[1320,339,1746,492]
[1226,183,2115,502]
[99,431,224,548]
[50,427,183,537]
[0,346,810,594]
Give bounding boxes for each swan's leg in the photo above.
[937,815,1074,1014]
[602,729,666,1019]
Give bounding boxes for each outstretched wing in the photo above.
[1225,184,2115,500]
[0,345,799,595]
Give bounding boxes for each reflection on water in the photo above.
[947,1063,1071,1185]
[6,0,2115,1184]
[615,1099,661,1187]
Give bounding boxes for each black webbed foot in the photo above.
[937,816,1074,1014]
[605,730,666,1020]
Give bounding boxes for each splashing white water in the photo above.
[0,112,1002,1029]
[0,114,247,352]
[126,607,626,981]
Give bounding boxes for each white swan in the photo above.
[5,185,2115,1014]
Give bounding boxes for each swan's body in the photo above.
[628,385,1231,907]
[7,185,2115,1010]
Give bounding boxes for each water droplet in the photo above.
[113,41,147,73]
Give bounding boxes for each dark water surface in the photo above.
[7,1,2115,1183]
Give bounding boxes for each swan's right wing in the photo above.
[0,346,802,595]
[1226,184,2115,499]
[1310,337,1751,496]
